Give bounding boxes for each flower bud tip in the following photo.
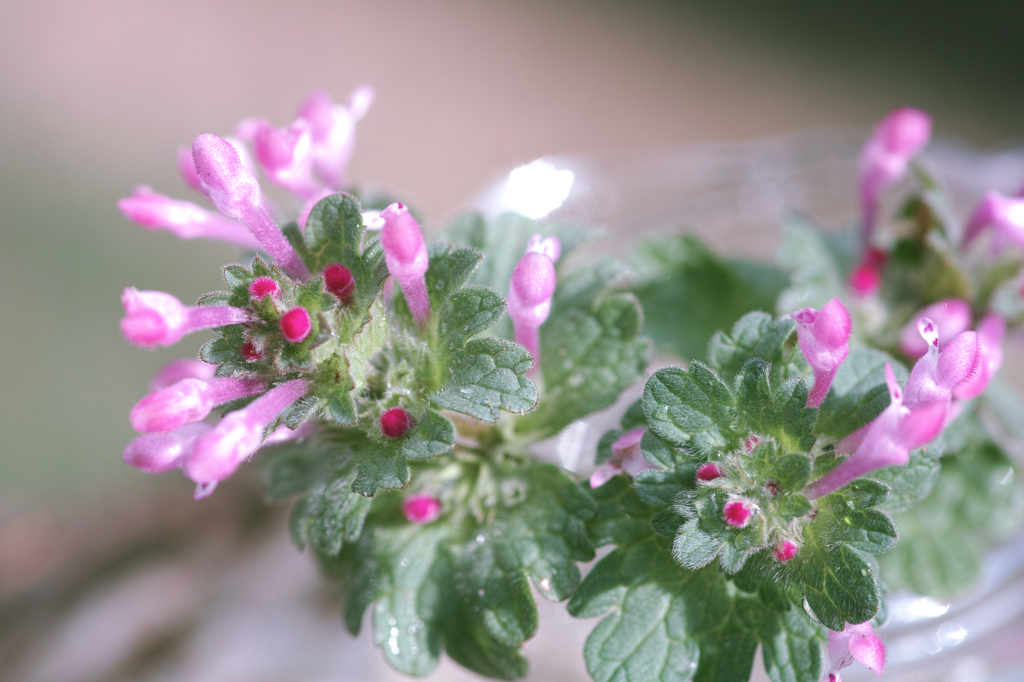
[723,499,754,528]
[696,462,723,481]
[403,494,441,524]
[380,407,414,439]
[280,307,312,343]
[323,263,355,304]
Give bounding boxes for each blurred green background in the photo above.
[2,0,1023,500]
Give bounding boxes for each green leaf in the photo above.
[707,312,796,381]
[816,347,909,441]
[815,494,897,554]
[867,440,943,512]
[351,443,411,497]
[430,337,538,422]
[635,465,697,508]
[400,408,457,461]
[438,286,507,350]
[424,242,484,309]
[632,235,788,361]
[522,292,651,436]
[588,475,658,548]
[642,363,738,455]
[756,608,826,682]
[735,360,816,453]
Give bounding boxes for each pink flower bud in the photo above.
[380,203,431,324]
[954,314,1004,400]
[192,134,310,281]
[744,435,761,453]
[826,621,886,681]
[130,377,265,433]
[248,276,280,300]
[723,499,755,528]
[526,233,561,262]
[589,427,654,488]
[773,539,799,563]
[323,263,355,304]
[184,379,311,497]
[120,288,251,349]
[177,146,203,192]
[123,423,212,474]
[859,107,932,243]
[380,407,414,439]
[807,363,947,500]
[963,190,1024,250]
[403,494,442,524]
[900,299,971,358]
[297,85,374,188]
[241,340,264,362]
[696,462,723,481]
[848,247,888,297]
[508,241,558,371]
[150,359,216,391]
[280,307,312,343]
[792,298,853,407]
[118,186,262,250]
[253,119,322,200]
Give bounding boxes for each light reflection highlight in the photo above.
[502,160,574,219]
[888,595,951,623]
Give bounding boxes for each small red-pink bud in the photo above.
[696,462,723,481]
[249,276,280,300]
[744,435,761,453]
[380,407,414,439]
[241,340,264,362]
[723,499,755,528]
[323,263,355,304]
[402,494,442,524]
[774,539,799,563]
[279,307,312,343]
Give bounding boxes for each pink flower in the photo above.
[118,186,262,250]
[192,133,311,281]
[297,86,374,188]
[963,190,1024,251]
[848,247,888,297]
[826,621,886,681]
[122,423,212,474]
[954,314,1005,400]
[791,298,852,408]
[403,494,442,524]
[508,234,560,373]
[806,362,947,500]
[130,377,265,433]
[253,119,322,200]
[149,359,216,391]
[589,427,654,488]
[723,499,755,528]
[902,319,979,410]
[380,407,415,439]
[899,299,971,358]
[120,288,250,349]
[380,202,431,324]
[184,379,311,499]
[859,107,932,243]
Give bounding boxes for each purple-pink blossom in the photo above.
[508,234,559,373]
[130,377,265,433]
[297,86,374,189]
[118,186,262,250]
[954,314,1004,400]
[253,119,321,200]
[902,319,979,410]
[120,288,250,349]
[791,298,852,408]
[123,423,213,475]
[589,427,653,488]
[899,299,971,358]
[403,494,442,524]
[963,190,1024,251]
[380,202,431,324]
[826,621,886,681]
[149,359,216,391]
[859,107,932,243]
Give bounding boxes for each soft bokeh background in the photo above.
[3,1,1024,680]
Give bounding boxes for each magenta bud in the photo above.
[122,423,212,474]
[380,203,431,324]
[900,299,971,358]
[744,435,761,453]
[280,307,312,343]
[723,499,755,528]
[323,263,355,304]
[696,462,723,481]
[150,359,216,391]
[380,407,414,439]
[130,377,265,433]
[827,622,886,681]
[248,276,280,300]
[773,540,799,563]
[241,340,264,362]
[792,298,853,408]
[403,494,442,524]
[508,240,559,371]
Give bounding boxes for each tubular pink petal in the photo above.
[935,331,980,391]
[895,401,947,451]
[119,187,262,249]
[403,494,442,524]
[508,246,558,371]
[526,233,562,262]
[792,298,852,407]
[177,147,204,192]
[122,423,212,474]
[253,119,321,199]
[150,359,216,391]
[827,622,886,681]
[192,133,310,280]
[380,203,431,324]
[955,314,1005,399]
[298,86,374,188]
[964,191,1024,250]
[120,288,188,348]
[130,377,265,433]
[900,301,971,358]
[589,462,621,489]
[184,379,310,489]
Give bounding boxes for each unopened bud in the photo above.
[696,462,723,481]
[280,307,313,343]
[249,276,280,300]
[774,539,799,563]
[402,494,442,524]
[380,407,414,439]
[323,263,355,304]
[723,499,755,528]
